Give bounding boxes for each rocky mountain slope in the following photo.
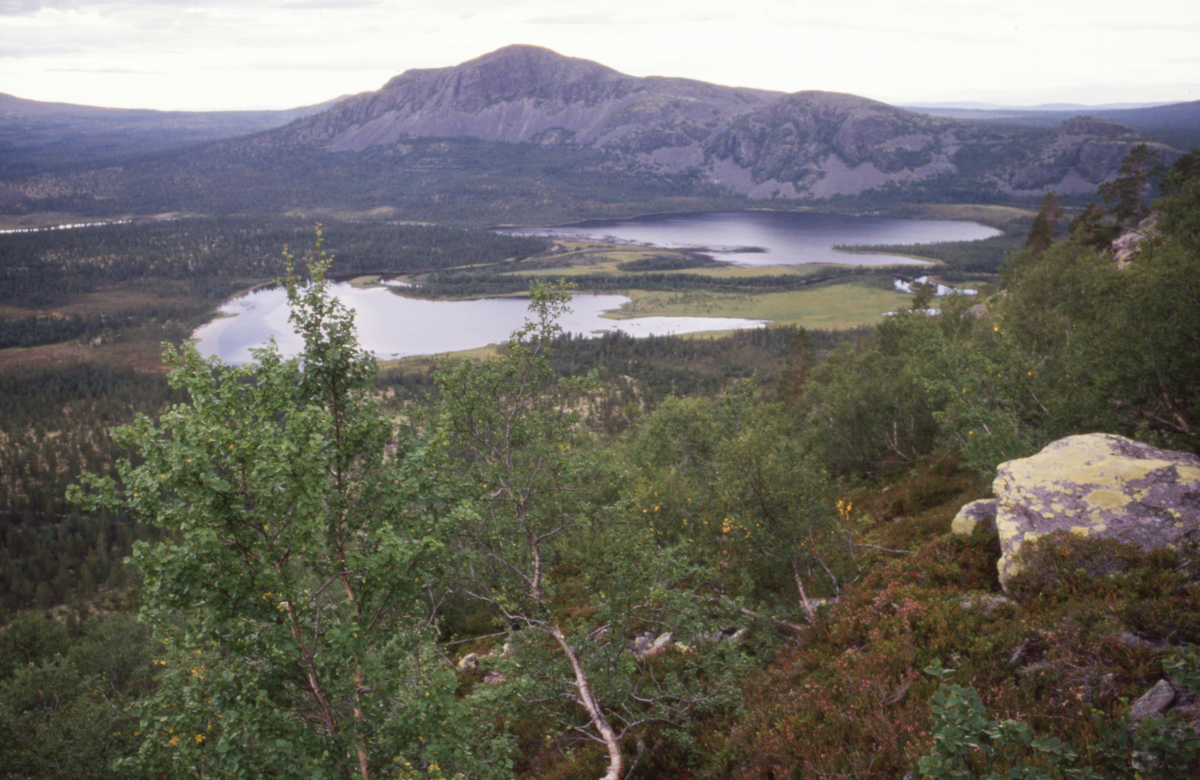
[259,45,1176,200]
[282,45,780,152]
[0,45,1183,221]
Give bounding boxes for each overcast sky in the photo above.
[3,0,1199,112]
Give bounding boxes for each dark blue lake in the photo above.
[500,210,1000,266]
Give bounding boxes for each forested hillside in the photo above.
[2,148,1199,779]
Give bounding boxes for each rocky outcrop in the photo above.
[951,498,998,537]
[631,631,674,659]
[705,91,963,196]
[991,434,1200,589]
[1112,213,1161,267]
[990,117,1178,196]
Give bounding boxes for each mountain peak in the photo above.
[301,45,771,152]
[381,44,622,97]
[264,46,1176,201]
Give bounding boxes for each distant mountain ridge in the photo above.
[262,45,1179,200]
[275,46,781,152]
[0,93,340,177]
[903,100,1200,151]
[0,45,1188,223]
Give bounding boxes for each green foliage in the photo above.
[0,611,68,679]
[795,317,940,475]
[920,658,1200,780]
[0,215,545,312]
[1023,193,1063,256]
[1164,646,1200,695]
[17,137,748,227]
[433,283,749,779]
[631,391,850,617]
[413,266,859,299]
[0,363,181,613]
[1098,144,1165,227]
[835,231,1026,275]
[0,613,156,780]
[919,659,1099,780]
[3,151,1198,778]
[69,241,497,779]
[614,254,718,272]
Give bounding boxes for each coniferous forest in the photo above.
[1,149,1199,779]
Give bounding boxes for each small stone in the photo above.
[1129,680,1176,723]
[1115,630,1154,650]
[960,593,1014,617]
[951,499,998,537]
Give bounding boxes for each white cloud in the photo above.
[0,0,1196,110]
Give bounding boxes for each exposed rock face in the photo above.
[992,434,1200,589]
[990,117,1177,196]
[951,498,998,537]
[1112,213,1161,267]
[284,45,779,157]
[267,45,1170,201]
[705,91,962,197]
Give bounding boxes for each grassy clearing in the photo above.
[895,202,1037,229]
[377,342,502,371]
[0,280,245,372]
[605,282,912,329]
[519,243,877,281]
[0,331,173,372]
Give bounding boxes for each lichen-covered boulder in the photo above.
[993,434,1200,589]
[951,498,998,536]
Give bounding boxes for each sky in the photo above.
[2,0,1199,112]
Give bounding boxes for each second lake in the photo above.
[499,210,1001,266]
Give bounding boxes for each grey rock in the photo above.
[631,631,675,659]
[959,593,1014,617]
[1129,679,1176,723]
[1116,630,1155,650]
[991,434,1200,590]
[951,499,998,537]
